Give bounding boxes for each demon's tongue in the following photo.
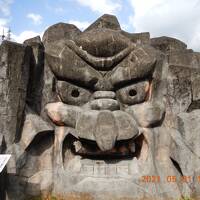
[94,111,117,151]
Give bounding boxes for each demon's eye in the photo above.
[71,89,80,98]
[56,81,92,105]
[116,81,150,105]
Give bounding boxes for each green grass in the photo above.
[179,197,194,200]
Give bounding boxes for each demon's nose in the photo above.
[93,91,116,99]
[90,91,119,111]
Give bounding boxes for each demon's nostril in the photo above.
[71,89,80,98]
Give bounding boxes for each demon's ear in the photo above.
[20,108,54,150]
[150,56,168,103]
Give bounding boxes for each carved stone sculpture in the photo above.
[1,14,200,200]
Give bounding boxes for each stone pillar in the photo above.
[0,41,31,146]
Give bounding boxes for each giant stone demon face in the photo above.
[44,26,165,176]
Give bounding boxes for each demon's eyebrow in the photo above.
[46,50,102,89]
[104,45,157,88]
[112,77,151,91]
[65,40,135,70]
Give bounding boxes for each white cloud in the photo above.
[129,0,200,51]
[68,20,90,30]
[0,0,13,16]
[27,13,43,25]
[189,32,200,51]
[0,18,8,27]
[0,14,42,44]
[121,23,129,31]
[76,0,121,14]
[12,30,42,43]
[0,0,13,39]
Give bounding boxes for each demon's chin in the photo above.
[53,125,149,178]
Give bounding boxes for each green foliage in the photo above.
[179,196,194,200]
[50,196,58,200]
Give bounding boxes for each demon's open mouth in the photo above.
[63,133,146,161]
[74,135,144,160]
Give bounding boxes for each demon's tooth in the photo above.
[73,141,82,152]
[129,142,136,153]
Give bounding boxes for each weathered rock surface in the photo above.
[0,41,31,145]
[85,14,121,32]
[0,14,200,200]
[151,36,187,53]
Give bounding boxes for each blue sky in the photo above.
[0,0,200,50]
[11,0,132,33]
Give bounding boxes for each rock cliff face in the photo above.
[1,14,200,200]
